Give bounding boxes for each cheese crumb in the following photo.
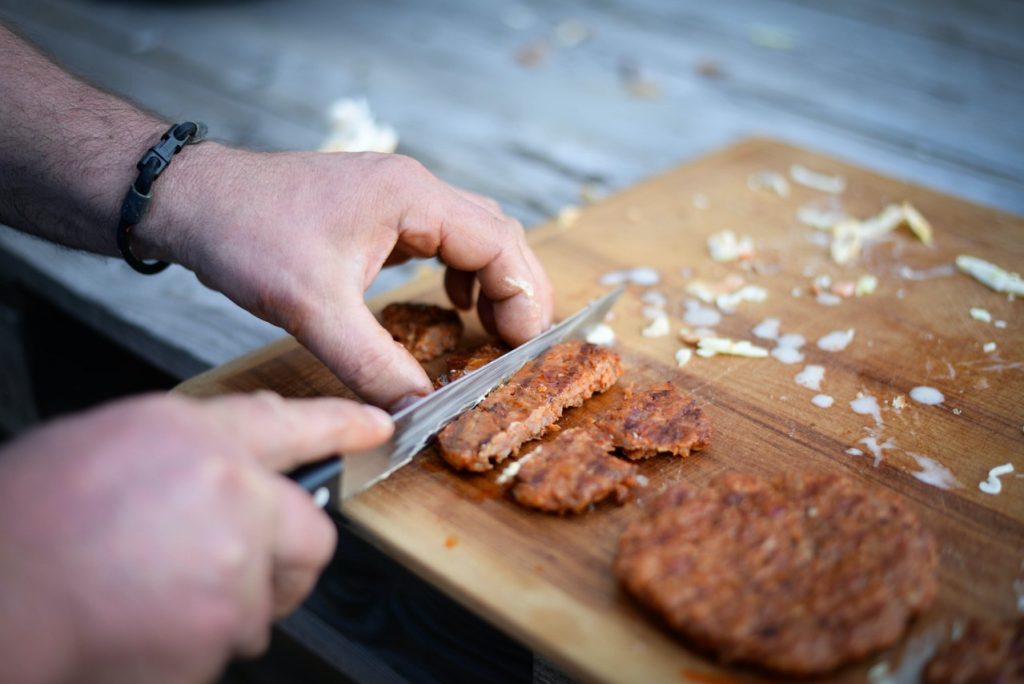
[983,342,997,353]
[707,230,755,262]
[970,307,992,323]
[557,205,581,228]
[674,348,693,367]
[496,451,536,485]
[585,323,616,346]
[696,337,769,358]
[504,276,535,298]
[855,274,879,296]
[641,314,671,338]
[956,255,1024,295]
[716,285,767,312]
[789,164,846,194]
[817,329,855,352]
[979,463,1014,496]
[747,170,790,197]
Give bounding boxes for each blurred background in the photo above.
[0,0,1021,681]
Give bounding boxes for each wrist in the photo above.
[129,138,238,268]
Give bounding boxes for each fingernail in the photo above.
[389,392,429,414]
[362,405,394,428]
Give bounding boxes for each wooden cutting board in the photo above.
[177,138,1024,683]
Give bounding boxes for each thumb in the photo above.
[300,293,434,410]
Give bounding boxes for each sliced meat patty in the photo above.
[434,342,509,388]
[381,302,463,362]
[923,619,1024,684]
[438,340,623,472]
[595,382,711,459]
[615,471,938,675]
[506,428,644,514]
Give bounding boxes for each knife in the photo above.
[288,284,625,510]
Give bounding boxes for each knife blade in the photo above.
[287,284,625,509]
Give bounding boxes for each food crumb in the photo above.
[557,204,581,228]
[979,463,1014,495]
[983,341,997,353]
[697,337,769,358]
[747,170,790,197]
[995,320,1008,328]
[504,276,535,298]
[952,408,962,416]
[970,307,993,323]
[811,394,834,408]
[444,534,458,549]
[675,348,693,367]
[642,314,671,338]
[707,230,755,263]
[585,323,616,346]
[817,329,855,352]
[789,164,846,194]
[855,274,879,296]
[956,255,1024,295]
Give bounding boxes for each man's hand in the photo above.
[0,392,393,684]
[141,147,553,410]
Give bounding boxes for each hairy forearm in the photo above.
[0,23,214,260]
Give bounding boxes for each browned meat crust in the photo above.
[615,471,938,675]
[434,342,509,388]
[923,619,1024,684]
[381,303,463,362]
[437,340,623,472]
[508,428,644,514]
[595,383,711,459]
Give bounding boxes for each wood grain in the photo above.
[186,137,1024,682]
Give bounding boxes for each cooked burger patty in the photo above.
[381,302,463,362]
[615,471,938,675]
[508,428,644,514]
[595,382,711,459]
[434,342,508,388]
[923,619,1024,684]
[438,340,623,472]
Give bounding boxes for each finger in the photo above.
[477,294,498,338]
[201,393,394,471]
[424,199,548,344]
[301,293,434,410]
[269,476,337,617]
[444,267,476,310]
[453,187,504,216]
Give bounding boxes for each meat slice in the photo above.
[595,382,711,459]
[507,428,644,514]
[381,302,462,362]
[615,471,938,675]
[434,342,508,388]
[923,619,1024,684]
[437,340,623,472]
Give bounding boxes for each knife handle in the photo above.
[286,456,342,510]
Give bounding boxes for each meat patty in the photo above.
[507,428,644,514]
[615,471,937,675]
[381,302,463,362]
[923,619,1024,683]
[595,382,711,459]
[434,342,508,388]
[438,340,623,472]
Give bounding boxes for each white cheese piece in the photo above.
[901,202,934,246]
[909,386,944,405]
[683,300,722,327]
[716,285,767,312]
[752,317,781,340]
[817,329,855,352]
[674,348,693,367]
[320,98,399,153]
[795,365,825,391]
[969,307,993,323]
[585,323,616,346]
[503,276,535,298]
[850,393,882,425]
[747,170,790,197]
[789,164,846,194]
[696,337,769,358]
[495,451,536,486]
[983,341,997,353]
[855,274,879,296]
[707,230,755,262]
[811,394,834,408]
[641,314,671,338]
[979,463,1014,495]
[796,205,846,230]
[956,255,1024,295]
[771,346,804,364]
[816,292,842,306]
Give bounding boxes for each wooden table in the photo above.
[180,138,1024,683]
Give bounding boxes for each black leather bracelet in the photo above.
[117,121,207,274]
